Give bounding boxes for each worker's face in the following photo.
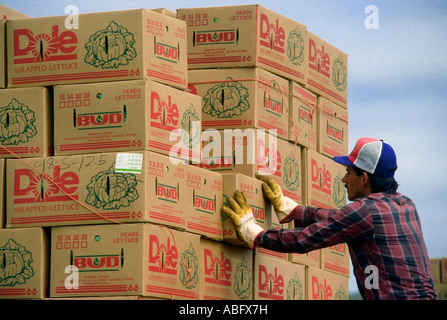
[342,166,370,201]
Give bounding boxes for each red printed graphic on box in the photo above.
[311,159,331,195]
[204,249,232,287]
[259,13,285,54]
[13,25,78,64]
[148,234,178,275]
[258,265,284,300]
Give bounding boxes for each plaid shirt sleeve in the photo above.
[254,201,375,253]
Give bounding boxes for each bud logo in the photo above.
[76,111,123,129]
[309,38,331,78]
[264,96,282,117]
[258,265,284,299]
[193,30,238,46]
[259,14,285,53]
[203,249,232,286]
[14,25,78,64]
[156,42,179,63]
[329,243,345,255]
[311,276,333,300]
[194,192,216,214]
[156,179,179,203]
[72,249,124,272]
[150,91,179,132]
[299,105,313,125]
[251,205,265,223]
[327,123,343,143]
[148,234,178,275]
[13,166,79,204]
[311,159,331,195]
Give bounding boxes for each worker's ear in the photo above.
[361,172,370,186]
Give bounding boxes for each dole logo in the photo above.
[257,139,281,177]
[156,43,179,63]
[76,112,123,129]
[193,30,238,46]
[14,25,78,64]
[259,13,285,53]
[148,234,178,275]
[311,159,331,195]
[73,251,123,272]
[13,166,79,204]
[150,91,179,132]
[311,276,333,300]
[258,265,284,299]
[203,249,232,286]
[308,38,330,78]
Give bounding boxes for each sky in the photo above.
[2,0,447,296]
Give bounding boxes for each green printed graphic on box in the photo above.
[332,54,347,92]
[287,25,305,66]
[202,78,250,118]
[233,256,251,300]
[86,163,139,210]
[283,151,300,191]
[85,21,137,69]
[0,239,34,286]
[0,98,37,146]
[179,243,199,290]
[286,273,304,300]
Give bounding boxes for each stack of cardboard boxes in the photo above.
[430,258,447,299]
[0,4,350,300]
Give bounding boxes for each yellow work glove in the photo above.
[255,174,299,223]
[221,190,264,248]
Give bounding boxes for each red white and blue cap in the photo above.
[333,137,398,177]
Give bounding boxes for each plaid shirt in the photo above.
[255,192,437,300]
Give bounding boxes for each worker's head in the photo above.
[333,138,399,200]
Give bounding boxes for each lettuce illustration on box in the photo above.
[0,98,37,146]
[85,163,139,210]
[202,77,250,118]
[85,21,137,69]
[283,151,300,192]
[233,256,252,300]
[286,273,304,300]
[287,25,305,66]
[0,239,34,287]
[332,54,347,92]
[179,243,199,290]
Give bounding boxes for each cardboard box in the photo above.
[199,238,253,300]
[0,227,49,299]
[6,151,190,229]
[221,173,271,246]
[50,223,201,299]
[0,87,53,158]
[289,249,321,269]
[199,131,303,205]
[178,5,307,84]
[53,79,201,163]
[317,96,349,158]
[7,9,187,90]
[184,164,223,240]
[320,243,350,277]
[188,67,290,140]
[307,266,349,300]
[302,148,347,209]
[0,159,4,228]
[255,208,288,260]
[288,82,317,151]
[150,8,177,18]
[430,258,441,284]
[305,31,348,109]
[254,253,306,300]
[0,5,30,88]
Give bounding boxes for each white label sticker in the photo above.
[115,153,143,174]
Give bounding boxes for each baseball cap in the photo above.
[333,137,398,177]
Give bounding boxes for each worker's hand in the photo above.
[255,174,299,223]
[221,190,264,248]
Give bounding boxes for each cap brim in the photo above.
[333,156,355,167]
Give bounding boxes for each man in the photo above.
[223,137,437,300]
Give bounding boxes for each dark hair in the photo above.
[352,166,399,194]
